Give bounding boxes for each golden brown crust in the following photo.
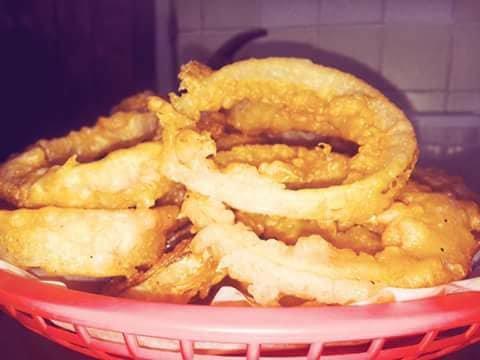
[110,90,157,114]
[235,211,383,254]
[105,239,225,303]
[214,144,349,188]
[152,58,418,225]
[185,183,480,305]
[1,60,476,307]
[0,206,179,277]
[0,112,173,209]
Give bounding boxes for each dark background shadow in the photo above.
[0,0,156,161]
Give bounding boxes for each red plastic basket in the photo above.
[1,270,480,359]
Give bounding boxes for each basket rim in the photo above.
[1,269,480,344]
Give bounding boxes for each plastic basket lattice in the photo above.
[1,271,480,359]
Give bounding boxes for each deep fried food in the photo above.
[110,90,156,114]
[235,170,480,253]
[197,110,264,151]
[0,206,179,277]
[152,58,418,225]
[164,218,192,251]
[413,167,480,202]
[235,211,383,254]
[214,144,349,188]
[105,239,224,303]
[0,58,477,309]
[182,184,480,305]
[0,112,173,209]
[199,108,359,155]
[155,183,187,207]
[226,99,338,137]
[180,191,235,232]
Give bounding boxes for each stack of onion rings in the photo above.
[0,101,179,278]
[152,58,418,226]
[139,58,480,305]
[177,182,479,305]
[1,58,479,306]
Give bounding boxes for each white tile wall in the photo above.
[173,0,480,113]
[405,91,447,112]
[317,25,382,70]
[201,30,246,56]
[450,23,480,90]
[177,30,244,65]
[384,0,453,23]
[260,0,318,28]
[447,91,480,112]
[236,27,317,60]
[177,32,205,65]
[453,0,480,22]
[174,0,201,31]
[382,24,450,90]
[202,0,258,29]
[319,0,382,24]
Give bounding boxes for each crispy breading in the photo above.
[235,211,383,254]
[214,144,349,188]
[0,112,173,209]
[110,90,156,114]
[106,240,224,303]
[0,206,179,277]
[153,58,418,225]
[184,184,480,305]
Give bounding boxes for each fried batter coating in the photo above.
[226,99,338,137]
[235,211,383,254]
[413,167,480,202]
[105,240,224,303]
[214,144,349,188]
[39,112,159,162]
[183,184,480,305]
[180,192,235,231]
[0,206,179,277]
[235,169,480,261]
[154,58,418,225]
[197,111,263,150]
[200,106,359,154]
[0,112,173,209]
[110,90,156,114]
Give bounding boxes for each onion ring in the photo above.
[105,239,224,303]
[214,143,349,189]
[0,206,179,277]
[181,185,480,305]
[235,211,383,253]
[197,110,265,151]
[110,90,156,114]
[152,58,418,225]
[235,167,480,251]
[0,111,173,209]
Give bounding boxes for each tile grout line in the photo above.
[444,23,455,111]
[315,0,321,49]
[442,0,457,111]
[256,0,261,28]
[317,0,323,26]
